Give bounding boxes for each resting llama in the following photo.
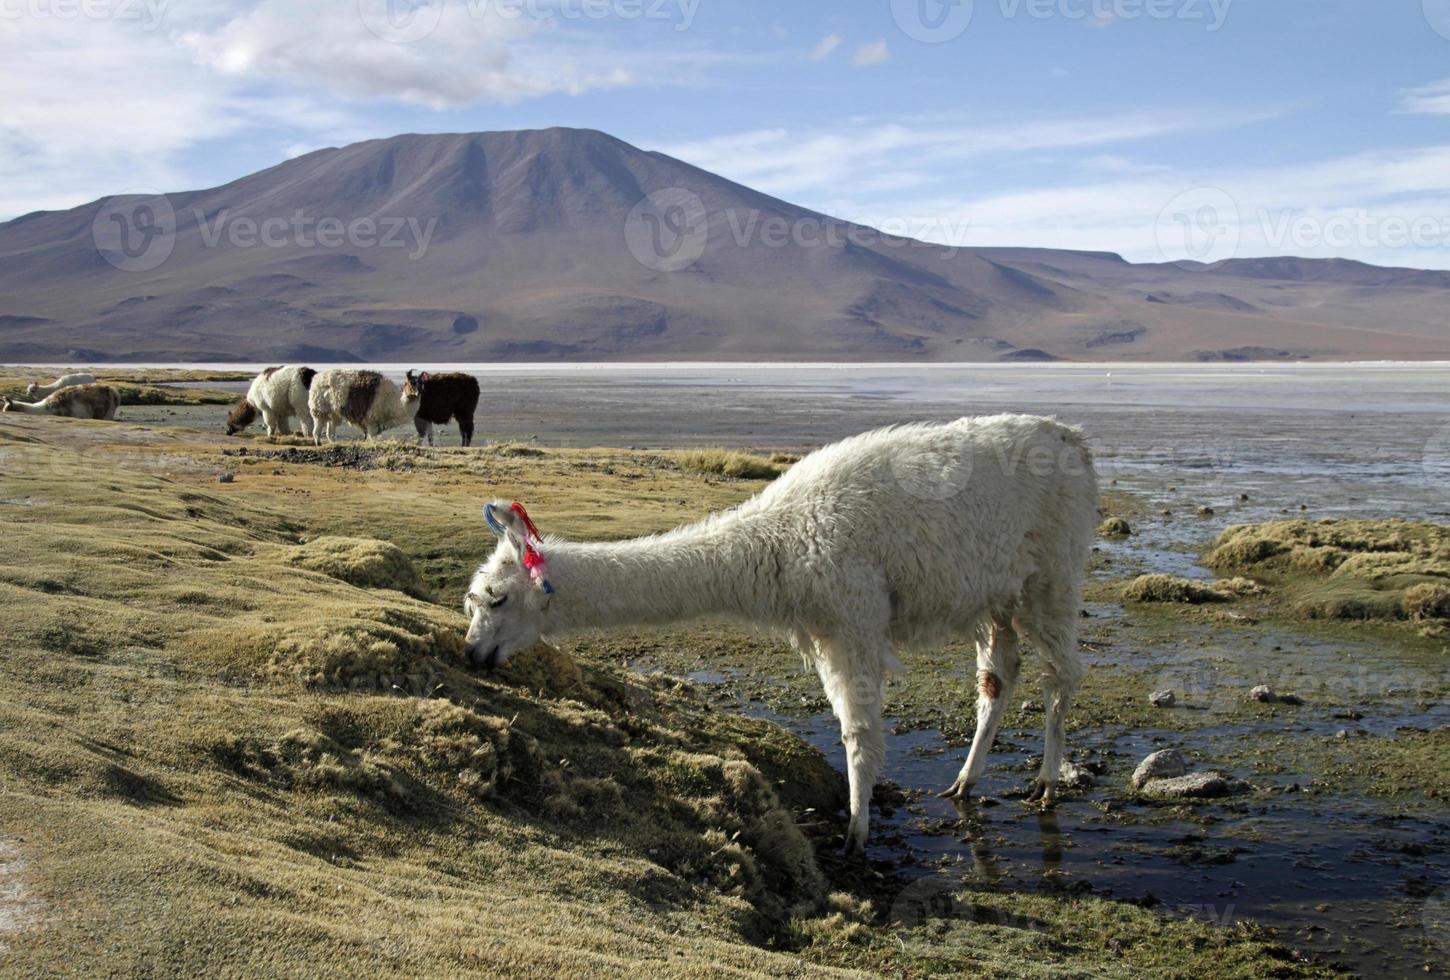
[226,365,318,437]
[463,415,1097,853]
[402,371,480,446]
[308,369,418,444]
[25,372,96,399]
[3,383,120,420]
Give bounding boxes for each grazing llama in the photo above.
[462,415,1098,853]
[3,383,120,420]
[402,371,480,447]
[25,372,96,399]
[308,369,418,444]
[226,365,318,437]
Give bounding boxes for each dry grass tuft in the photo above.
[1121,575,1233,604]
[676,449,785,481]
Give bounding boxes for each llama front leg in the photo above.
[941,615,1021,800]
[1020,598,1085,805]
[813,638,886,856]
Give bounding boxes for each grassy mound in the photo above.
[1120,574,1260,604]
[285,535,425,595]
[1207,520,1450,622]
[676,448,786,481]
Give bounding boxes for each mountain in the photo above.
[0,127,1446,362]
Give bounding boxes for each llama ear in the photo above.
[483,501,526,554]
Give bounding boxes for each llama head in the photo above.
[225,398,258,435]
[463,500,554,670]
[401,371,429,402]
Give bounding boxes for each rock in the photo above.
[217,472,235,484]
[1059,760,1095,789]
[1159,509,1173,517]
[1197,506,1215,517]
[1237,493,1250,502]
[1331,709,1364,721]
[1132,749,1187,789]
[1020,699,1043,713]
[1250,685,1304,706]
[1141,771,1249,799]
[1149,690,1176,708]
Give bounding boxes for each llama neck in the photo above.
[4,400,45,414]
[541,515,770,633]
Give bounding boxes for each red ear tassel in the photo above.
[510,502,554,594]
[510,502,545,542]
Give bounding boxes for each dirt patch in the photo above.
[0,840,41,953]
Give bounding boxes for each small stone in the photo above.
[1020,699,1043,713]
[1132,749,1187,789]
[1059,760,1095,789]
[1160,509,1173,517]
[1149,690,1176,708]
[217,472,235,484]
[1142,771,1249,799]
[1250,685,1278,703]
[1237,493,1250,502]
[1197,506,1215,517]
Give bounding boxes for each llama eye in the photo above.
[489,594,508,609]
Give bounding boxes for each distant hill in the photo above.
[0,127,1446,362]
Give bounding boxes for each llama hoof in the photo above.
[938,778,974,800]
[1024,779,1058,806]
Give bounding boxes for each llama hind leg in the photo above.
[1019,585,1085,805]
[813,637,887,856]
[940,613,1021,800]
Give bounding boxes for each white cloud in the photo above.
[1400,80,1450,115]
[852,39,889,67]
[657,110,1269,199]
[809,32,842,61]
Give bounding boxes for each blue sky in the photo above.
[4,0,1450,267]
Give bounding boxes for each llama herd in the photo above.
[2,367,480,446]
[6,365,1100,855]
[230,365,480,446]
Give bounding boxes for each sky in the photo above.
[3,0,1450,268]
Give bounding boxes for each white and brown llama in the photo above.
[462,414,1098,854]
[227,365,318,437]
[25,372,96,399]
[307,369,419,444]
[3,383,120,420]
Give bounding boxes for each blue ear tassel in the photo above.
[484,504,505,535]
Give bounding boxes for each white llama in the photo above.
[227,365,317,437]
[462,415,1098,854]
[25,372,96,399]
